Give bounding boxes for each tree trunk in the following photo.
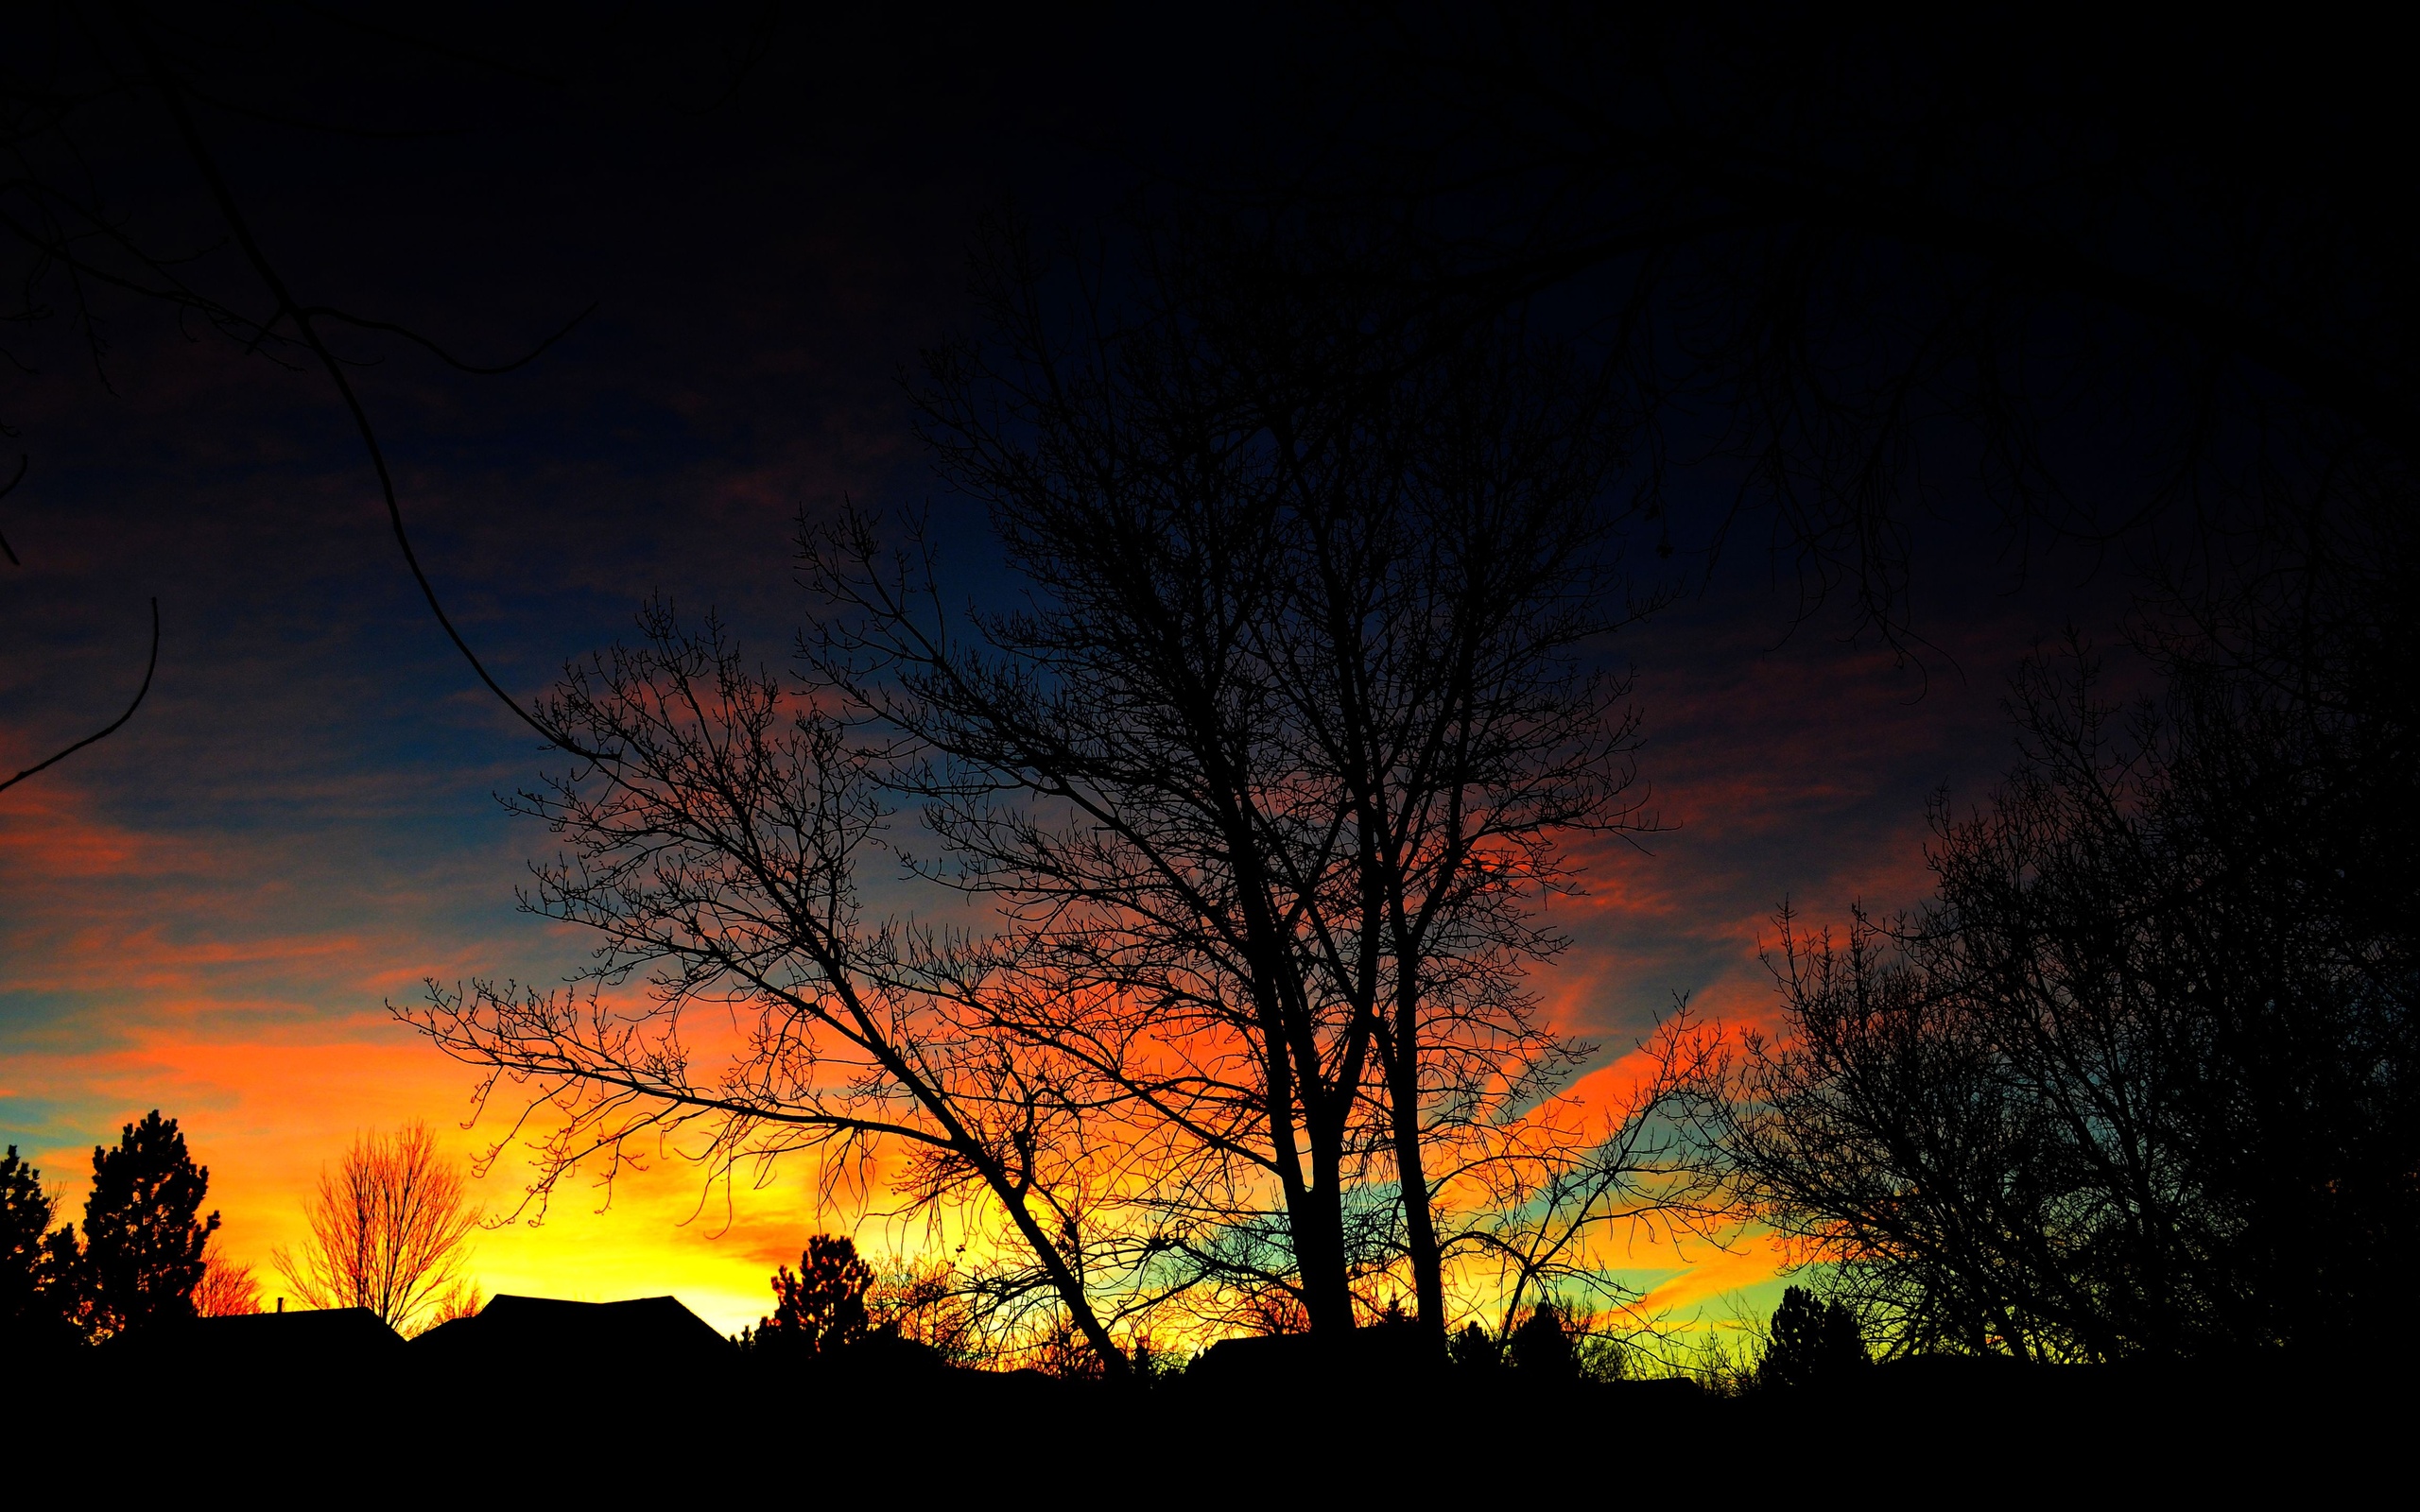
[1388,974,1448,1351]
[1295,1113,1358,1333]
[1257,1013,1357,1335]
[985,1161,1130,1375]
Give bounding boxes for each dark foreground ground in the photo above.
[6,1323,2403,1496]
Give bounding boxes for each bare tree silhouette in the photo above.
[193,1241,260,1317]
[271,1122,480,1335]
[1703,583,2419,1361]
[867,1255,979,1365]
[805,218,1719,1347]
[394,605,1130,1370]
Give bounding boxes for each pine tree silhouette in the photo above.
[746,1235,873,1359]
[76,1111,217,1341]
[1507,1302,1579,1382]
[1,1146,79,1349]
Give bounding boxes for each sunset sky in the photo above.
[1,14,2130,1338]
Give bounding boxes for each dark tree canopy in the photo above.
[74,1110,217,1341]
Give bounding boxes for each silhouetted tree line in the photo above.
[1448,1301,1625,1385]
[733,1230,1639,1389]
[0,1111,216,1351]
[1,1112,491,1358]
[161,9,2381,1377]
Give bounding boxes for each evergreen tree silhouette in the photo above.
[1,1146,79,1349]
[76,1111,216,1341]
[1507,1302,1579,1382]
[1,1147,52,1321]
[1759,1286,1867,1389]
[747,1235,873,1359]
[1450,1321,1502,1372]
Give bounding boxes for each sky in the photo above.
[0,12,2135,1339]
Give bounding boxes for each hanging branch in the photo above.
[0,596,158,796]
[0,454,26,566]
[116,4,614,765]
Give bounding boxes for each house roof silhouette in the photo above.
[413,1294,733,1367]
[109,1306,406,1369]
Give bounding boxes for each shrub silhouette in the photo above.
[1759,1287,1866,1390]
